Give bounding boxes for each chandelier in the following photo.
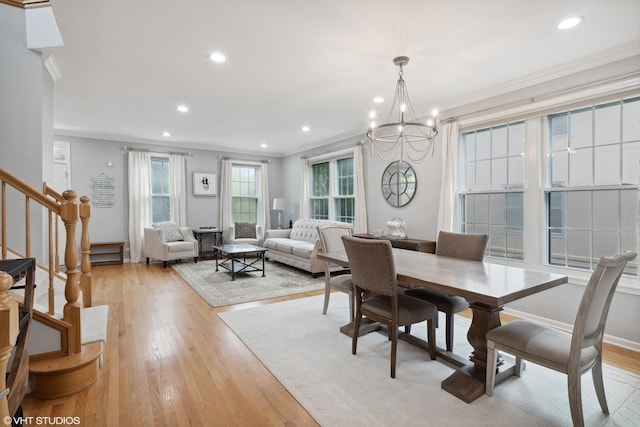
[367,56,438,163]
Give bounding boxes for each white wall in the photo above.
[0,4,53,260]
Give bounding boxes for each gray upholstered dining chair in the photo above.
[317,225,354,321]
[405,231,489,351]
[485,251,636,427]
[341,235,438,378]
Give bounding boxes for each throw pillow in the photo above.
[153,221,184,242]
[235,222,257,239]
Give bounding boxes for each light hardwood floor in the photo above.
[22,263,640,426]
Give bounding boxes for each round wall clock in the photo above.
[381,161,417,207]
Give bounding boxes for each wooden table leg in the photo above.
[440,302,503,403]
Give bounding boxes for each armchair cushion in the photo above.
[153,221,183,242]
[235,222,257,239]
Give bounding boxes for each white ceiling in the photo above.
[45,0,640,156]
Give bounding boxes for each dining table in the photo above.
[318,247,568,403]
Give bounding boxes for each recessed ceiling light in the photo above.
[162,131,171,137]
[261,143,268,148]
[177,105,189,113]
[373,96,384,103]
[557,16,584,30]
[209,52,226,63]
[302,126,310,132]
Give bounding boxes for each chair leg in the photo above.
[146,257,150,264]
[426,319,436,360]
[592,357,609,414]
[163,261,168,268]
[348,291,354,323]
[515,356,523,377]
[445,313,454,352]
[352,311,361,355]
[322,282,331,315]
[485,341,498,396]
[568,371,585,427]
[390,324,397,378]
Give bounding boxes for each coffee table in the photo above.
[213,244,267,280]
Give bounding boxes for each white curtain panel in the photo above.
[437,122,460,233]
[354,144,368,233]
[219,159,233,243]
[128,150,151,263]
[169,153,187,226]
[259,162,271,230]
[299,158,309,219]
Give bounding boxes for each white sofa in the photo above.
[263,218,353,276]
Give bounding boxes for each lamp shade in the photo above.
[273,198,287,211]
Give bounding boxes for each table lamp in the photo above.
[273,198,287,229]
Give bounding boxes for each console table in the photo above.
[192,228,223,260]
[353,234,436,253]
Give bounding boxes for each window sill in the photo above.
[483,258,640,296]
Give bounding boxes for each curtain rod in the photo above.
[218,156,270,163]
[300,141,363,160]
[122,146,193,156]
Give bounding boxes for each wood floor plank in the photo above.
[21,262,639,426]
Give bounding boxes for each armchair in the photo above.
[144,224,198,267]
[228,222,264,246]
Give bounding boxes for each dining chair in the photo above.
[405,231,489,351]
[485,251,637,427]
[317,225,354,321]
[341,235,437,378]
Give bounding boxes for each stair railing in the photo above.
[1,168,91,354]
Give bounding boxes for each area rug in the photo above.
[218,294,640,427]
[172,260,324,307]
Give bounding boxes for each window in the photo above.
[456,93,639,286]
[309,156,355,224]
[232,165,258,223]
[150,158,170,223]
[460,122,525,260]
[545,98,639,276]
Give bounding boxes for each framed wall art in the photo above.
[193,172,217,196]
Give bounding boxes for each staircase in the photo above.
[0,169,109,410]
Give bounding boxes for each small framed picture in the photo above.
[193,172,217,196]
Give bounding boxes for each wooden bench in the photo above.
[89,241,124,266]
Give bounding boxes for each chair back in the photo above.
[436,231,488,261]
[572,252,636,354]
[317,225,352,254]
[342,236,396,296]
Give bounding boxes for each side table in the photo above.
[353,233,436,253]
[192,228,223,260]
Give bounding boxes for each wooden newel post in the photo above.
[61,190,81,354]
[79,196,92,308]
[0,271,18,421]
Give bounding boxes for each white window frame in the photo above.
[231,164,259,224]
[150,155,170,224]
[455,81,639,295]
[308,154,355,225]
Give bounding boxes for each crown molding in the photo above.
[0,0,50,9]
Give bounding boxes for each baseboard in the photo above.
[502,307,640,352]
